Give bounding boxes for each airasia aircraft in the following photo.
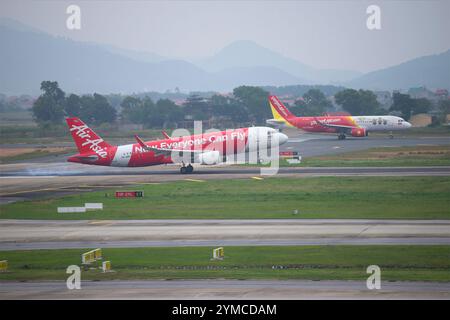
[66,117,288,173]
[266,95,411,140]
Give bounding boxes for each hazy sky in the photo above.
[1,0,449,73]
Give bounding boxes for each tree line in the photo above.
[32,81,449,129]
[32,81,117,126]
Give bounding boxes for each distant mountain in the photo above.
[0,23,305,95]
[196,40,361,84]
[214,65,302,88]
[99,44,167,64]
[0,24,215,95]
[1,19,449,95]
[348,50,450,90]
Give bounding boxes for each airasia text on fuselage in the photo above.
[69,124,108,158]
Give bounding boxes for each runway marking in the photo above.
[88,220,114,226]
[0,176,57,179]
[134,182,162,185]
[184,179,206,182]
[251,176,264,180]
[0,187,62,196]
[82,185,132,188]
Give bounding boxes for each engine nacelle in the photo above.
[350,128,368,137]
[197,150,221,165]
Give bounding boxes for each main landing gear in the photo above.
[389,131,394,139]
[180,163,194,174]
[338,133,346,140]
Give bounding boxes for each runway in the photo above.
[283,133,450,157]
[1,132,449,203]
[4,133,450,163]
[1,219,449,250]
[1,165,449,203]
[1,280,449,299]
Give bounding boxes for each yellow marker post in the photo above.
[251,176,264,180]
[102,261,111,273]
[82,250,95,264]
[94,248,102,260]
[212,247,224,260]
[0,260,8,272]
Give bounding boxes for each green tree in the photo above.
[291,89,332,116]
[183,94,210,120]
[412,98,432,115]
[335,89,380,116]
[64,94,82,117]
[233,86,270,124]
[156,99,183,128]
[78,93,116,125]
[390,93,433,120]
[438,100,450,124]
[32,81,66,124]
[121,96,144,124]
[210,94,249,124]
[390,92,412,119]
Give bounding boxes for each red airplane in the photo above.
[66,117,288,173]
[266,95,411,140]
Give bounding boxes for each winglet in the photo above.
[134,135,150,150]
[162,131,170,139]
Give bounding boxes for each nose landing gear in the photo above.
[338,133,346,140]
[180,163,194,174]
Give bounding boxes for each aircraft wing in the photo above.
[266,119,286,127]
[70,155,99,162]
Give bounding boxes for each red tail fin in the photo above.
[66,118,111,156]
[269,95,296,120]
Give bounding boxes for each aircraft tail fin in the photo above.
[65,117,111,154]
[268,95,296,127]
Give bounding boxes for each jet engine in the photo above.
[198,150,221,165]
[350,128,368,137]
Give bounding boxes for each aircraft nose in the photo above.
[276,132,288,145]
[405,121,412,128]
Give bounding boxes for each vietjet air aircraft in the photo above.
[266,95,411,140]
[66,117,288,173]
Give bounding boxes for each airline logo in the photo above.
[310,118,342,126]
[69,123,108,158]
[270,96,291,119]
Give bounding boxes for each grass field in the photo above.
[0,246,449,282]
[381,126,450,136]
[1,176,449,220]
[0,147,76,164]
[297,145,450,167]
